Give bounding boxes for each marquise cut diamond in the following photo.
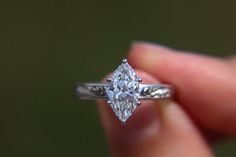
[105,60,140,122]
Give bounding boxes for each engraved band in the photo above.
[75,83,173,100]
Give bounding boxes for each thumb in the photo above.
[97,71,213,157]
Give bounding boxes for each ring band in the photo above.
[75,58,174,123]
[76,83,173,100]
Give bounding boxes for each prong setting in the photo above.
[106,77,112,82]
[137,77,142,82]
[137,101,141,105]
[122,58,128,63]
[121,121,126,125]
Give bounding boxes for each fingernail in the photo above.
[130,41,174,53]
[128,41,174,71]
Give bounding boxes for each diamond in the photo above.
[105,59,140,122]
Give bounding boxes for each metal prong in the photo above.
[137,77,142,82]
[122,58,128,63]
[107,101,112,105]
[137,101,141,105]
[121,121,126,125]
[106,77,112,82]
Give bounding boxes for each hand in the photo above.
[97,42,236,157]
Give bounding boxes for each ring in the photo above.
[75,59,174,123]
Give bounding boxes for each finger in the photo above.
[128,42,236,135]
[98,71,213,157]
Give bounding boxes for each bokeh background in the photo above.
[1,0,236,156]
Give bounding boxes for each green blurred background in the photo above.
[0,0,235,156]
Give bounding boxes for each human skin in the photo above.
[97,42,236,157]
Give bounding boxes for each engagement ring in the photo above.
[75,59,174,123]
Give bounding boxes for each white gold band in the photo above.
[75,83,173,100]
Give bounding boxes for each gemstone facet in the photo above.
[105,60,140,122]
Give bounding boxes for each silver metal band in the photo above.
[75,83,173,100]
